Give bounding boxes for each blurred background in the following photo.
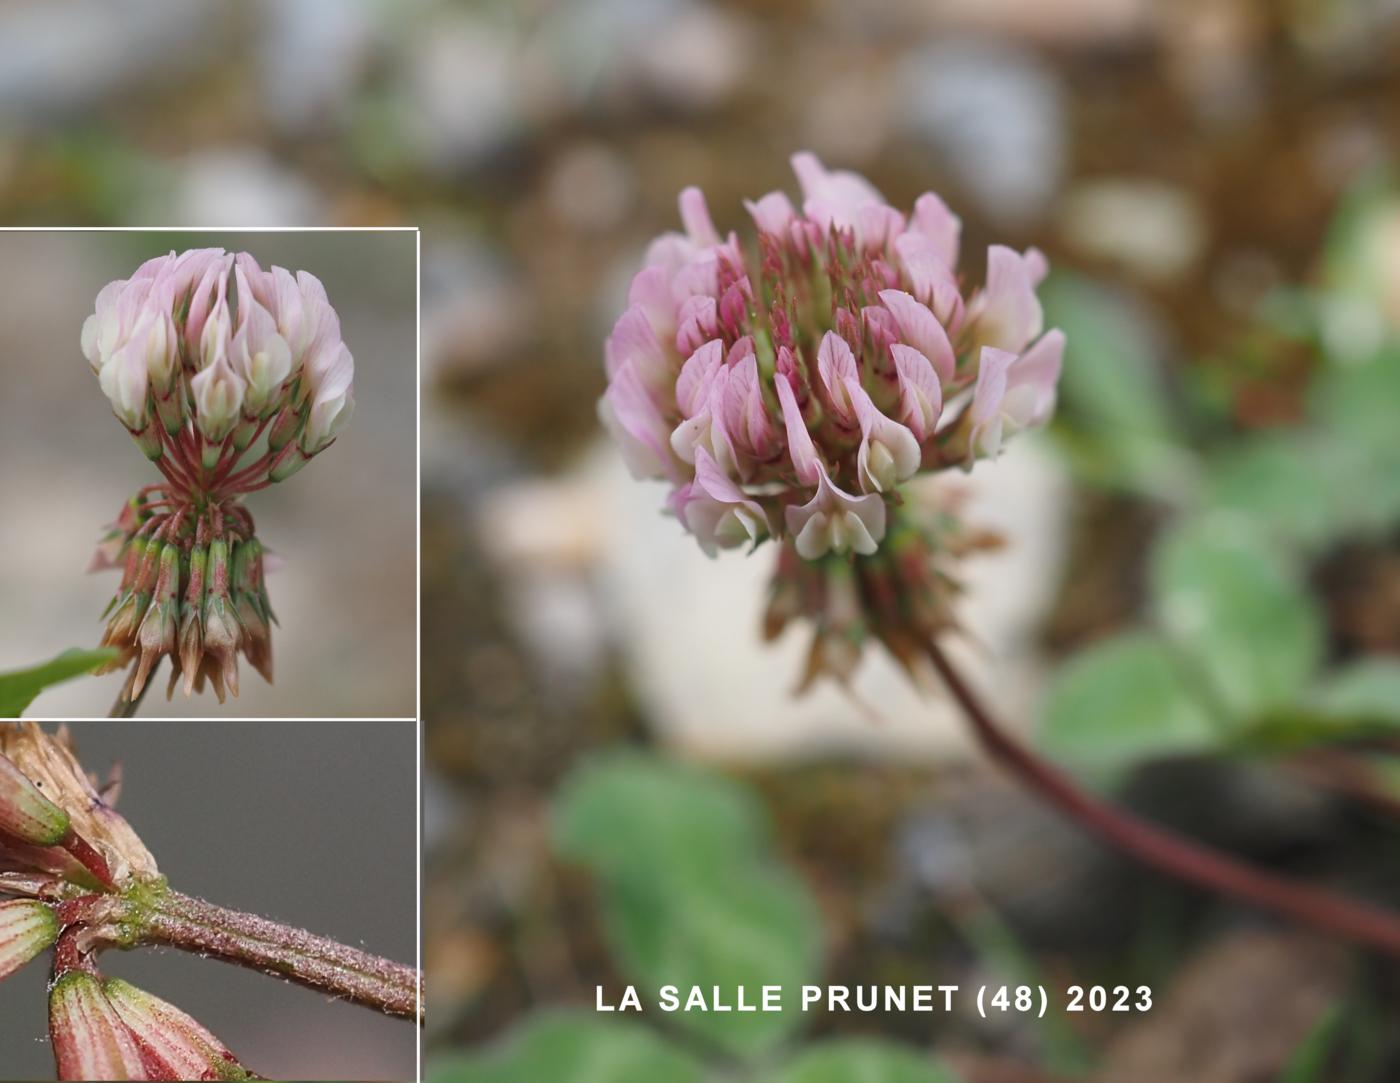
[0,230,417,718]
[2,0,1400,1080]
[0,721,417,1080]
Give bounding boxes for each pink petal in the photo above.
[601,362,673,479]
[744,191,797,235]
[857,203,907,250]
[1011,328,1065,425]
[969,346,1017,457]
[675,294,719,356]
[972,245,1044,354]
[971,347,1016,424]
[851,383,921,492]
[692,445,746,503]
[721,353,776,459]
[604,304,666,385]
[627,266,676,338]
[816,330,859,393]
[908,192,961,269]
[878,289,955,383]
[679,187,721,247]
[675,339,724,417]
[784,463,886,559]
[889,343,944,442]
[790,151,888,239]
[776,373,819,485]
[893,232,965,330]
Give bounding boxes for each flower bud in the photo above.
[300,342,355,455]
[231,270,293,419]
[103,978,256,1081]
[97,341,150,432]
[229,416,260,453]
[191,358,246,447]
[265,402,303,453]
[153,380,186,437]
[268,445,310,482]
[49,972,153,1081]
[183,253,233,361]
[138,298,179,398]
[0,899,59,982]
[130,419,163,463]
[81,281,127,373]
[0,754,70,846]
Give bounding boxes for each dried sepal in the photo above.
[0,724,157,888]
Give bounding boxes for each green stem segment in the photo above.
[923,639,1400,958]
[138,890,421,1021]
[108,660,158,719]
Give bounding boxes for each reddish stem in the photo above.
[51,924,101,977]
[211,416,273,487]
[152,453,194,497]
[141,891,421,1021]
[59,829,116,891]
[215,444,285,495]
[923,639,1400,957]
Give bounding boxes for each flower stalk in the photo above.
[139,891,421,1021]
[922,638,1400,958]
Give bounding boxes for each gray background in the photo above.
[0,230,417,719]
[0,721,418,1080]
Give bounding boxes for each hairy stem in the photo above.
[140,891,421,1021]
[923,639,1400,957]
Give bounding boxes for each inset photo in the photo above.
[0,231,417,719]
[0,719,420,1080]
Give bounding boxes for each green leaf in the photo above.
[1204,434,1342,552]
[1307,348,1400,535]
[1310,660,1400,727]
[554,752,822,1060]
[554,751,771,876]
[1151,516,1323,721]
[1037,632,1219,775]
[1039,273,1194,498]
[1310,346,1400,450]
[0,648,120,718]
[425,1012,705,1083]
[767,1040,962,1083]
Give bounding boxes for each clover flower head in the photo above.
[599,154,1065,685]
[82,250,356,703]
[599,152,1063,563]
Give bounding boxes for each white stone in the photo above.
[478,438,1071,765]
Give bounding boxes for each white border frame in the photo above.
[1,225,425,1080]
[8,226,422,725]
